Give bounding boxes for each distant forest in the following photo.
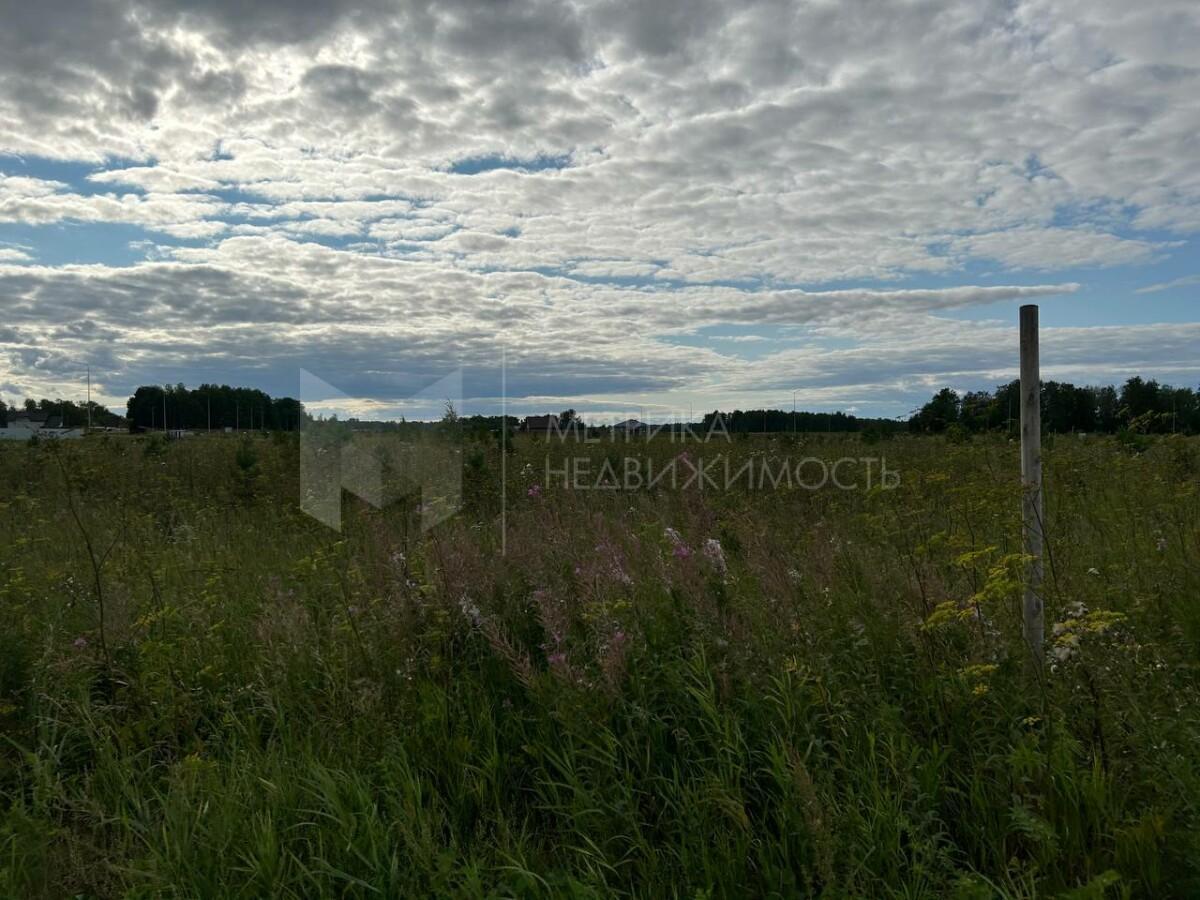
[909,376,1200,435]
[125,384,305,432]
[3,375,1198,436]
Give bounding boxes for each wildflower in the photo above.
[610,564,633,586]
[547,651,567,667]
[1050,642,1076,663]
[1086,567,1100,576]
[702,538,727,575]
[458,594,482,626]
[664,526,692,559]
[72,636,88,650]
[527,483,542,498]
[1156,536,1168,553]
[786,568,802,584]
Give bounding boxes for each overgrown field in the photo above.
[1,430,1199,898]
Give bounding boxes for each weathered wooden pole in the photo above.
[1019,304,1044,672]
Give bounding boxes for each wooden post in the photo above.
[1019,304,1044,672]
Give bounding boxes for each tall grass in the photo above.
[1,430,1198,897]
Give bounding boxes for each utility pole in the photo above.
[792,389,798,434]
[1019,304,1045,674]
[163,391,167,435]
[236,402,239,432]
[86,366,91,431]
[207,395,211,433]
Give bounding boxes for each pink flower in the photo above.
[73,636,88,650]
[673,543,692,559]
[527,484,542,498]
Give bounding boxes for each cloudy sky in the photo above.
[1,0,1198,420]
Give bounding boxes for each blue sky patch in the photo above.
[448,153,572,175]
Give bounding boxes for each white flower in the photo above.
[664,527,684,545]
[458,594,482,626]
[702,538,727,575]
[1086,567,1100,577]
[1156,536,1168,553]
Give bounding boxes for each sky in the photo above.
[0,0,1198,421]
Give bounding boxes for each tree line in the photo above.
[7,377,1198,437]
[701,408,904,434]
[909,377,1200,435]
[0,397,122,428]
[126,384,304,432]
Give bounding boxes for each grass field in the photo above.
[1,430,1199,897]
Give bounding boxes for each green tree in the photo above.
[910,388,960,433]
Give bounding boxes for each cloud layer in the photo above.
[1,0,1198,414]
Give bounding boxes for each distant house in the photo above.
[521,414,558,435]
[8,411,48,430]
[1,411,83,440]
[0,421,40,441]
[612,419,648,435]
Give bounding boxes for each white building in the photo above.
[1,413,84,441]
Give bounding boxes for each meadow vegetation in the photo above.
[1,429,1198,897]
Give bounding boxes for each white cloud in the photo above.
[0,235,1092,415]
[1136,274,1200,294]
[0,0,1197,410]
[947,227,1176,271]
